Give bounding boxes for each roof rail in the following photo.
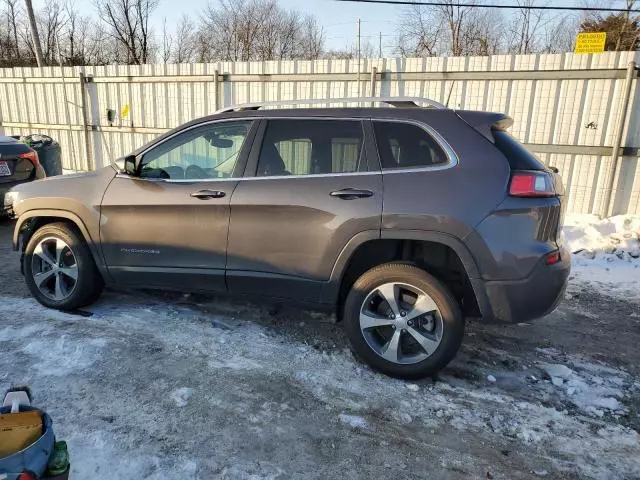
[214,96,447,114]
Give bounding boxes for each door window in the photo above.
[256,120,365,177]
[373,121,449,169]
[140,120,252,180]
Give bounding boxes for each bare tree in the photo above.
[396,4,441,56]
[299,15,323,60]
[160,17,171,63]
[95,0,158,64]
[171,14,196,62]
[59,1,106,65]
[508,0,546,54]
[198,0,325,61]
[396,1,504,56]
[4,0,21,61]
[541,14,579,53]
[463,8,504,55]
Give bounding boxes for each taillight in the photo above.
[546,250,561,265]
[509,171,556,198]
[17,472,38,480]
[19,150,40,167]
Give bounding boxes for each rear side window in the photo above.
[373,121,448,170]
[257,120,365,177]
[493,130,546,170]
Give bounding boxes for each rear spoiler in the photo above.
[455,110,513,143]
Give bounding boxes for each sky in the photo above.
[35,0,633,56]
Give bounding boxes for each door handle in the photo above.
[191,189,226,199]
[330,188,374,200]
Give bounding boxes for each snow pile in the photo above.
[563,214,640,300]
[564,214,640,257]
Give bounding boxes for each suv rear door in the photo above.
[226,118,382,302]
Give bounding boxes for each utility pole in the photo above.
[357,18,361,98]
[25,0,45,67]
[379,32,383,57]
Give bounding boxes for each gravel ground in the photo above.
[1,219,639,479]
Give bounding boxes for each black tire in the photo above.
[23,222,104,310]
[343,262,464,380]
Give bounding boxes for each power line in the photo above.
[334,0,640,13]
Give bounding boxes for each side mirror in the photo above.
[124,155,137,176]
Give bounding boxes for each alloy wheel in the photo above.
[31,237,79,301]
[359,282,443,365]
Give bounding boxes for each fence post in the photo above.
[213,70,219,111]
[370,66,377,106]
[84,74,105,169]
[78,72,93,171]
[603,60,636,216]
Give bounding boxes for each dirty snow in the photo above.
[0,294,639,479]
[1,218,639,478]
[170,387,194,408]
[564,214,640,301]
[338,413,368,429]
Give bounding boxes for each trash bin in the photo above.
[21,135,62,177]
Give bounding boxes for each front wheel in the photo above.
[23,222,104,310]
[343,262,464,379]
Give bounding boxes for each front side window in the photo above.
[140,120,252,180]
[373,121,449,170]
[257,120,365,177]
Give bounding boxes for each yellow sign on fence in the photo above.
[574,32,607,54]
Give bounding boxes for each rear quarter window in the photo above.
[493,130,546,170]
[373,121,449,170]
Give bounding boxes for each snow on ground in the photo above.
[1,294,639,479]
[564,214,640,301]
[0,217,639,478]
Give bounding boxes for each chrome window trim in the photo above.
[371,118,459,173]
[137,117,254,159]
[134,117,255,182]
[115,116,457,183]
[116,170,382,183]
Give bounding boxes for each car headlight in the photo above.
[3,190,19,208]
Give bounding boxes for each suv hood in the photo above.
[7,166,117,219]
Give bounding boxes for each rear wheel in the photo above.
[24,222,104,310]
[343,262,464,379]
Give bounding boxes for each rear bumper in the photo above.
[472,244,571,323]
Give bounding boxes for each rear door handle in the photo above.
[191,189,226,200]
[330,188,374,200]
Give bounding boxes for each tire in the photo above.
[343,262,464,380]
[23,222,104,310]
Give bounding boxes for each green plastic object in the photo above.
[46,441,69,476]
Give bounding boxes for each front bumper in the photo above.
[0,188,14,217]
[472,244,571,323]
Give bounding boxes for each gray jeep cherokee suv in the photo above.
[5,97,570,379]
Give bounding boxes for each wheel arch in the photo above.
[13,210,109,280]
[323,230,489,319]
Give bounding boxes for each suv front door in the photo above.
[226,118,382,302]
[100,119,257,291]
